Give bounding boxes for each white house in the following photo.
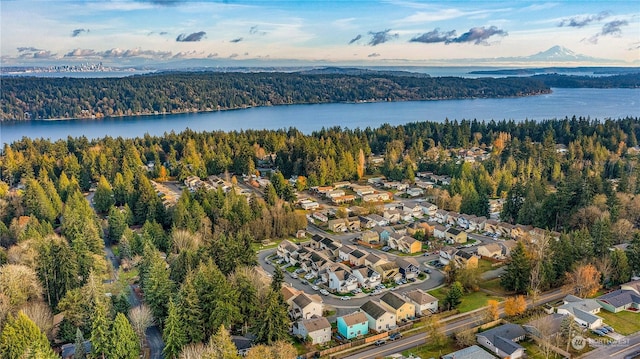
[556,295,603,329]
[326,265,358,293]
[404,289,439,316]
[292,317,331,345]
[290,292,324,320]
[351,266,382,289]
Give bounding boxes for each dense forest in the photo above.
[0,117,639,357]
[1,71,553,120]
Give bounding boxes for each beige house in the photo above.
[292,317,331,345]
[477,243,503,258]
[380,291,416,322]
[375,262,400,282]
[290,293,324,320]
[445,227,467,244]
[360,300,396,332]
[404,289,439,316]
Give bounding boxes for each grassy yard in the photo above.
[598,310,640,335]
[428,287,503,313]
[401,337,456,359]
[478,259,500,273]
[479,278,509,295]
[520,339,562,359]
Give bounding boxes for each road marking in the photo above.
[611,341,640,357]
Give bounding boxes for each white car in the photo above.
[311,285,319,291]
[340,296,351,301]
[320,289,330,296]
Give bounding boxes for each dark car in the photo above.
[374,339,387,346]
[389,333,402,341]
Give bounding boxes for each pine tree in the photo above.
[109,313,139,359]
[162,299,187,359]
[74,328,86,359]
[142,251,174,322]
[94,176,115,214]
[444,281,463,310]
[177,274,205,344]
[253,289,289,345]
[501,241,531,294]
[0,311,58,359]
[107,206,127,244]
[90,301,111,359]
[208,325,241,359]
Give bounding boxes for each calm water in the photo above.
[1,88,638,145]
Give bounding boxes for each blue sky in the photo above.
[1,0,639,66]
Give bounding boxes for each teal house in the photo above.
[337,312,369,340]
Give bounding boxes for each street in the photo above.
[581,332,640,359]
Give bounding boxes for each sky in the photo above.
[1,0,639,67]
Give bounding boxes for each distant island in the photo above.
[1,69,638,121]
[468,67,640,76]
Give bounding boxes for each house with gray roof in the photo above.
[290,292,324,320]
[404,289,438,316]
[597,279,640,313]
[476,323,526,359]
[442,345,496,359]
[292,317,331,345]
[360,300,396,332]
[556,295,603,329]
[380,291,415,322]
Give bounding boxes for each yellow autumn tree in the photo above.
[486,299,500,321]
[568,264,602,298]
[504,295,527,317]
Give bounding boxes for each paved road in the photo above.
[129,285,165,359]
[581,332,640,359]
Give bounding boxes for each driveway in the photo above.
[129,285,165,359]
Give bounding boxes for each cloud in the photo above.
[410,28,457,43]
[601,20,628,36]
[230,37,243,43]
[102,48,172,58]
[446,26,507,44]
[558,11,610,28]
[71,29,88,37]
[17,47,42,52]
[207,52,219,58]
[249,26,258,34]
[137,0,184,6]
[585,19,628,44]
[367,29,398,46]
[33,51,56,59]
[348,34,362,45]
[229,53,238,58]
[368,53,380,57]
[64,48,98,57]
[159,31,168,35]
[176,31,206,42]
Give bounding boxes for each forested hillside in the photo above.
[0,72,551,120]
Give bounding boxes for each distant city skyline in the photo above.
[1,0,639,67]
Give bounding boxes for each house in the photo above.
[326,265,358,293]
[476,323,526,359]
[455,251,478,269]
[367,214,389,227]
[380,291,416,322]
[445,227,467,244]
[433,224,447,240]
[439,246,458,266]
[365,252,388,268]
[556,295,603,329]
[351,266,382,289]
[523,313,565,340]
[328,218,348,233]
[333,195,356,205]
[388,234,422,254]
[333,181,351,188]
[349,249,368,266]
[406,187,424,197]
[396,257,420,280]
[406,221,428,237]
[231,335,254,356]
[358,216,376,229]
[277,240,299,262]
[360,300,396,332]
[337,312,369,340]
[290,292,324,320]
[596,279,640,313]
[477,243,503,259]
[469,216,487,232]
[359,230,379,245]
[404,289,438,316]
[346,217,361,231]
[296,230,306,239]
[497,222,515,238]
[421,202,438,217]
[312,211,329,223]
[512,224,533,239]
[292,317,331,345]
[61,341,92,359]
[401,202,424,218]
[299,199,320,210]
[446,212,459,226]
[500,240,518,257]
[374,262,400,282]
[435,209,449,224]
[339,245,357,262]
[373,226,392,244]
[383,209,402,224]
[353,185,376,196]
[442,345,496,359]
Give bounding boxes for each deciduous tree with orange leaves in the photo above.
[568,264,601,298]
[504,295,527,317]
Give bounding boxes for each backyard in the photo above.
[428,287,503,313]
[598,310,640,335]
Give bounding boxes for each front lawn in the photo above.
[478,259,500,273]
[598,310,640,335]
[401,337,456,358]
[479,278,509,295]
[520,339,562,359]
[428,288,503,313]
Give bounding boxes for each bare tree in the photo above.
[179,343,206,359]
[0,264,42,308]
[129,304,154,350]
[455,325,476,347]
[526,232,551,305]
[529,314,557,359]
[21,301,53,339]
[171,229,201,254]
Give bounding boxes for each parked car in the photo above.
[423,268,431,274]
[340,296,351,301]
[604,325,614,332]
[382,246,390,252]
[320,289,330,296]
[389,333,402,341]
[599,326,609,334]
[301,279,309,285]
[374,339,387,346]
[592,329,606,336]
[311,285,319,291]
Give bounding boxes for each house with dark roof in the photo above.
[231,335,254,356]
[476,323,526,359]
[442,345,496,359]
[61,341,92,359]
[439,246,458,265]
[380,291,415,322]
[292,317,331,345]
[396,257,420,280]
[445,227,467,244]
[360,300,396,332]
[348,249,368,266]
[290,292,324,320]
[523,313,565,339]
[597,279,640,313]
[455,250,478,269]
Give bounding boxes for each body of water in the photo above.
[1,88,638,145]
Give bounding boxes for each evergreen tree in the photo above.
[94,176,115,214]
[107,206,127,244]
[626,234,640,276]
[0,312,58,359]
[36,235,79,309]
[162,299,187,359]
[62,191,103,255]
[253,288,289,345]
[501,241,531,294]
[177,274,205,344]
[109,313,139,359]
[142,251,174,322]
[208,324,241,359]
[74,328,86,359]
[443,281,463,310]
[610,250,632,285]
[271,266,284,293]
[23,178,58,223]
[90,301,111,359]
